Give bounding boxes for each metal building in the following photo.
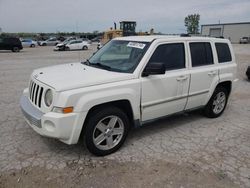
[201,22,250,43]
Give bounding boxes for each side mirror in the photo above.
[142,62,165,77]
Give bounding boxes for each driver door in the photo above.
[141,42,190,121]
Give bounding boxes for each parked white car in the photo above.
[20,35,237,156]
[38,38,60,46]
[21,39,37,47]
[54,37,77,51]
[65,40,90,50]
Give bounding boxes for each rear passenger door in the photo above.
[185,42,219,110]
[215,42,236,82]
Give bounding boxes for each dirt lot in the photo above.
[0,44,250,188]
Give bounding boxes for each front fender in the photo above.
[74,88,140,120]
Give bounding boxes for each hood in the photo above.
[56,43,65,47]
[32,63,135,92]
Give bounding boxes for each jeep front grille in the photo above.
[29,80,44,108]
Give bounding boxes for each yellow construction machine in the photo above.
[100,21,154,45]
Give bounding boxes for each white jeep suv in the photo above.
[20,36,237,156]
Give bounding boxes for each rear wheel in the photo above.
[204,87,229,118]
[12,47,20,52]
[30,44,35,47]
[82,46,88,50]
[85,106,129,156]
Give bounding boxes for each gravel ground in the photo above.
[0,44,250,188]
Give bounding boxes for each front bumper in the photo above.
[20,95,43,128]
[54,46,65,51]
[20,95,86,144]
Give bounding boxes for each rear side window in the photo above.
[149,43,185,71]
[3,38,19,44]
[215,43,232,63]
[190,42,214,67]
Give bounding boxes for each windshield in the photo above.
[63,38,74,44]
[63,40,70,44]
[86,40,150,73]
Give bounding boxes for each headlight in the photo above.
[44,89,53,107]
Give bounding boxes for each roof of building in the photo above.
[201,21,250,27]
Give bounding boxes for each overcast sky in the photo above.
[0,0,250,33]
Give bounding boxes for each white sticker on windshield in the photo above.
[127,42,146,49]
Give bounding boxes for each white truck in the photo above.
[20,35,237,156]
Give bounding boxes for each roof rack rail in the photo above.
[215,36,224,39]
[180,33,190,37]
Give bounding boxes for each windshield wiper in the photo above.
[93,63,111,70]
[81,60,111,71]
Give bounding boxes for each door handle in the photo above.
[176,76,188,81]
[208,71,217,76]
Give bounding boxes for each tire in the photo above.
[203,86,229,118]
[246,67,250,80]
[82,46,88,50]
[12,47,20,52]
[247,74,250,80]
[42,43,46,46]
[85,106,129,156]
[65,47,70,51]
[30,44,35,48]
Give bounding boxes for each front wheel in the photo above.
[204,87,229,118]
[85,106,129,156]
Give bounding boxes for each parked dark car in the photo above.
[0,37,23,52]
[246,66,250,80]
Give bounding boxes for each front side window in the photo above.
[86,40,150,73]
[215,43,232,63]
[69,41,78,44]
[190,42,214,67]
[148,43,185,71]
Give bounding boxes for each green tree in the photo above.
[184,14,200,34]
